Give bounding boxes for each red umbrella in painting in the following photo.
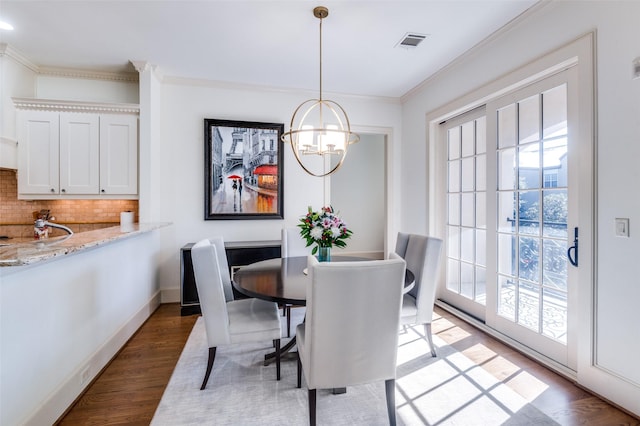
[227,174,242,179]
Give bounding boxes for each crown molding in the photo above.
[12,97,140,114]
[37,66,139,82]
[0,43,39,73]
[130,60,164,81]
[0,43,138,82]
[162,75,401,105]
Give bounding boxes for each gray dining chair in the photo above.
[296,253,406,426]
[281,227,312,337]
[191,238,282,389]
[395,233,444,357]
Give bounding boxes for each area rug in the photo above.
[152,309,557,425]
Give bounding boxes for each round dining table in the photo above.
[232,255,415,305]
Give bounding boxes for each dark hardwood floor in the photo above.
[57,303,639,425]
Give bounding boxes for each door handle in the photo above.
[567,227,578,267]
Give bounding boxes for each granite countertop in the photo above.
[0,223,170,267]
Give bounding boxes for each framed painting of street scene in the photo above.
[204,119,284,220]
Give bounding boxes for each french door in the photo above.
[441,68,578,368]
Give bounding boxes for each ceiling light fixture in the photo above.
[281,6,359,177]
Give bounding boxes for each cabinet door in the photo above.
[99,115,138,195]
[17,110,60,195]
[60,113,99,194]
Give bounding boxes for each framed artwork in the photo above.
[204,119,284,220]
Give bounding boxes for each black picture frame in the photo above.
[204,119,284,220]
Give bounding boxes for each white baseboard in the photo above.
[25,291,162,426]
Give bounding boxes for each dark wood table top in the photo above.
[232,255,414,305]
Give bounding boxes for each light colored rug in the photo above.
[152,309,557,425]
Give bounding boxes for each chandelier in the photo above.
[281,6,360,177]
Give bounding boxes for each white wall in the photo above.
[401,0,640,416]
[331,133,385,256]
[0,231,163,425]
[150,79,402,296]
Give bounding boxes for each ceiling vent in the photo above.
[396,32,428,49]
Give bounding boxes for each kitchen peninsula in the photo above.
[0,223,168,266]
[0,223,170,425]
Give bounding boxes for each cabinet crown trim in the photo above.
[12,98,140,114]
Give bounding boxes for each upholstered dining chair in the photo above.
[395,233,444,357]
[281,227,313,337]
[296,254,407,426]
[191,238,282,390]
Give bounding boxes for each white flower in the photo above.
[310,227,323,240]
[330,226,341,238]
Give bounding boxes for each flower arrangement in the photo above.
[298,205,352,255]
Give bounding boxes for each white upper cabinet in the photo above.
[17,110,60,195]
[99,114,138,195]
[60,113,100,195]
[14,99,139,199]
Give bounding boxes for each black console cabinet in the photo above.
[180,240,281,315]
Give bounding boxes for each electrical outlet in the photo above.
[80,366,91,385]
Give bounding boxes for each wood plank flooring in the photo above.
[57,304,639,425]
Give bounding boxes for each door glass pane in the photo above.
[448,193,460,225]
[542,239,567,291]
[460,228,474,262]
[498,147,516,190]
[498,104,516,148]
[461,157,475,191]
[498,276,516,320]
[449,160,460,192]
[448,226,460,258]
[518,95,540,144]
[461,262,474,299]
[448,127,460,159]
[543,85,567,138]
[461,193,475,227]
[542,287,567,343]
[476,192,486,229]
[475,266,486,303]
[476,154,486,191]
[476,229,486,266]
[498,191,516,233]
[543,138,567,187]
[542,189,567,238]
[461,121,474,157]
[518,190,540,236]
[498,233,516,276]
[447,259,460,292]
[519,236,539,282]
[518,143,540,189]
[518,281,540,330]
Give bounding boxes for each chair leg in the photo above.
[274,339,281,381]
[308,389,317,426]
[200,347,216,390]
[297,353,302,388]
[286,305,291,337]
[385,379,396,426]
[425,323,437,357]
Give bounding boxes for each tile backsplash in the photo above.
[0,169,138,238]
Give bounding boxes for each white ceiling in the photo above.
[0,1,538,98]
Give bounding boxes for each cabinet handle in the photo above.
[61,188,66,193]
[50,188,55,193]
[101,189,105,193]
